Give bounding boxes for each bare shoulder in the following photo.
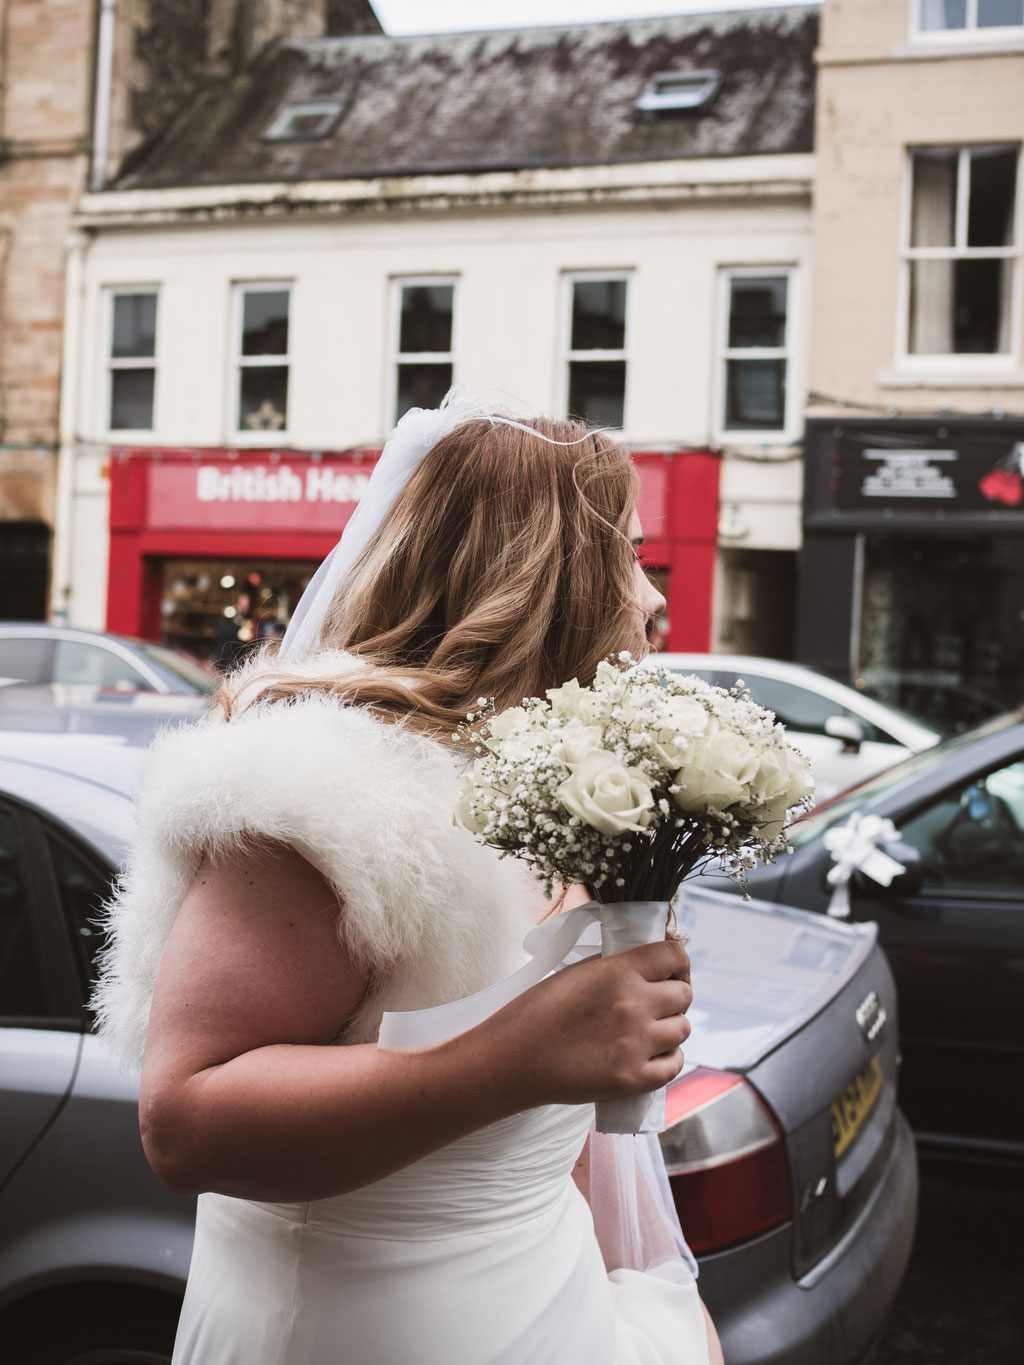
[143,841,370,1076]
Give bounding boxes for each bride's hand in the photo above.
[484,940,692,1109]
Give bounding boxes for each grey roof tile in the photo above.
[116,6,819,190]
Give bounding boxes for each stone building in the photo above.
[0,0,381,620]
[799,0,1024,732]
[55,4,818,661]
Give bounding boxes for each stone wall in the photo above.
[0,0,381,523]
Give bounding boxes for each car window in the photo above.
[47,834,112,999]
[0,635,52,684]
[708,671,887,744]
[898,757,1024,893]
[53,640,155,691]
[138,641,214,693]
[0,805,48,1016]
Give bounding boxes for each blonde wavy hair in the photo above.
[218,416,647,738]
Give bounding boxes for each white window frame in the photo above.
[911,0,1024,42]
[103,286,159,437]
[230,281,292,442]
[388,275,457,429]
[560,270,632,432]
[714,266,798,444]
[896,144,1022,371]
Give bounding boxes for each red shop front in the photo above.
[107,446,720,662]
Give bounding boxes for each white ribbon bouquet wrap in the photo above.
[452,659,816,1133]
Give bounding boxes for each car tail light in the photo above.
[659,1067,790,1255]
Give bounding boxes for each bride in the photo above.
[95,394,724,1365]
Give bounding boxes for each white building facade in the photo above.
[55,9,817,662]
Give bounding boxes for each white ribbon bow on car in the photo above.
[823,813,906,918]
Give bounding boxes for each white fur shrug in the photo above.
[93,651,537,1071]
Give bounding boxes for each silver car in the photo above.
[0,623,216,696]
[0,715,917,1363]
[647,653,940,802]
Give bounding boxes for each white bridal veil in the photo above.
[285,388,698,1281]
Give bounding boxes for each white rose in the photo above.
[486,706,530,744]
[546,679,586,719]
[551,725,604,770]
[557,750,655,836]
[785,750,815,809]
[674,729,760,812]
[650,696,711,770]
[453,767,491,834]
[749,746,794,805]
[751,749,815,838]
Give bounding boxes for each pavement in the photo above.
[874,1171,1024,1363]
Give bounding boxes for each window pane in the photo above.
[110,368,155,429]
[978,0,1023,25]
[395,362,453,421]
[399,285,454,354]
[567,360,626,427]
[48,837,112,993]
[954,258,1012,352]
[724,359,786,430]
[919,0,967,27]
[910,151,957,248]
[908,259,955,353]
[570,280,627,351]
[714,674,882,741]
[968,149,1018,247]
[238,366,289,431]
[0,806,47,1016]
[727,276,788,349]
[900,759,1024,892]
[53,641,154,691]
[0,635,52,683]
[111,293,156,359]
[241,290,290,356]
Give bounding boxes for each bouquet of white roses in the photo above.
[453,655,814,1132]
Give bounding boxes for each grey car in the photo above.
[0,623,216,696]
[0,714,917,1364]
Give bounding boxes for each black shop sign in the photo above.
[804,421,1024,527]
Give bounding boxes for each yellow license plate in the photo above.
[830,1055,884,1159]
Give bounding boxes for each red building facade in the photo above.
[107,447,720,659]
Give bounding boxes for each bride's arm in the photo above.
[139,843,692,1203]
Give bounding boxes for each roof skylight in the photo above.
[634,71,721,115]
[265,101,345,142]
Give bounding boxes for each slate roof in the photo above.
[115,6,819,191]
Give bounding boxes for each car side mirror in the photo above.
[853,840,923,899]
[825,714,864,753]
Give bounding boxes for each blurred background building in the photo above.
[801,0,1024,731]
[0,0,382,622]
[2,0,1023,725]
[51,2,818,661]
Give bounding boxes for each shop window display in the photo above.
[857,536,1022,734]
[160,560,317,665]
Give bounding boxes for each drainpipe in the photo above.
[89,0,117,192]
[51,231,90,624]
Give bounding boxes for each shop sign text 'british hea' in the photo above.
[143,456,374,531]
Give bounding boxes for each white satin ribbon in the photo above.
[377,903,601,1050]
[823,813,905,918]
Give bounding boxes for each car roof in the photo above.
[646,652,940,749]
[0,697,204,863]
[0,730,147,799]
[0,621,150,647]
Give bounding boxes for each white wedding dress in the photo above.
[92,654,710,1365]
[172,1101,708,1365]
